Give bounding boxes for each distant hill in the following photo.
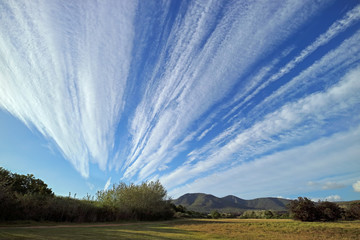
[172,193,291,213]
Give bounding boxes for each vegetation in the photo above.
[210,210,221,219]
[239,210,289,219]
[0,167,173,222]
[289,197,360,222]
[343,202,360,220]
[96,181,173,220]
[1,167,359,225]
[0,219,359,240]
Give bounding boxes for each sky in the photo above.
[0,0,360,202]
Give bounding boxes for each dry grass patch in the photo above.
[172,219,360,240]
[0,219,359,240]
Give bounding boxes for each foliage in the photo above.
[0,167,174,222]
[342,201,360,220]
[96,180,173,220]
[238,210,289,219]
[288,197,318,221]
[317,201,342,221]
[289,197,343,222]
[0,167,53,196]
[210,210,220,219]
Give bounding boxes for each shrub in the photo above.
[96,180,174,220]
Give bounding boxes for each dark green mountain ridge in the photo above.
[173,193,291,213]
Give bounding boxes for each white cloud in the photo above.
[86,182,95,191]
[312,195,342,202]
[162,65,360,190]
[325,195,342,202]
[123,0,325,182]
[0,1,137,177]
[222,4,360,122]
[103,177,111,191]
[176,29,360,183]
[353,181,360,192]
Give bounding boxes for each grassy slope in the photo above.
[1,219,359,240]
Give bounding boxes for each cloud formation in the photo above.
[104,177,111,191]
[0,1,359,199]
[0,1,137,177]
[312,195,342,202]
[353,181,360,193]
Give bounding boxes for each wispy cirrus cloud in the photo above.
[122,0,326,181]
[103,177,111,191]
[177,27,360,187]
[0,1,137,177]
[222,5,360,123]
[161,66,360,191]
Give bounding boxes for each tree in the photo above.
[0,168,16,220]
[0,167,53,197]
[11,173,54,196]
[264,210,274,219]
[289,197,319,221]
[289,197,344,222]
[343,202,360,220]
[317,201,342,221]
[210,210,221,219]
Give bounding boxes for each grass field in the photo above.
[0,219,359,240]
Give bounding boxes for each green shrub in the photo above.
[96,180,173,220]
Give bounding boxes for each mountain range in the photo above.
[172,193,291,213]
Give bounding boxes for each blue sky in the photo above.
[0,0,360,201]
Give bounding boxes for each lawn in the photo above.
[0,219,359,240]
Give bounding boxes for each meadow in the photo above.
[1,219,359,240]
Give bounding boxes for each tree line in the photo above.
[0,167,173,222]
[1,167,359,222]
[288,197,360,222]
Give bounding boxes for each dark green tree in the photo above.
[0,168,16,220]
[289,197,319,221]
[343,202,360,220]
[317,201,342,221]
[11,173,54,196]
[264,210,274,219]
[210,210,221,219]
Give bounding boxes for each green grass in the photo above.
[0,219,359,240]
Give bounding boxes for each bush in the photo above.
[96,180,174,220]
